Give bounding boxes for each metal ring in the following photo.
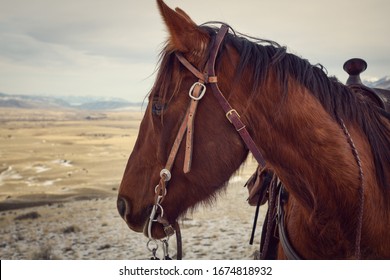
[147,239,159,252]
[189,82,206,100]
[155,185,167,197]
[160,169,171,182]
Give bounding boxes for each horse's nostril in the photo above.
[117,197,127,219]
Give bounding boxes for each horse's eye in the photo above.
[152,102,167,116]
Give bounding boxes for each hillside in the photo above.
[0,93,142,110]
[1,76,388,110]
[365,76,390,90]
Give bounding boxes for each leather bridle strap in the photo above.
[209,83,266,167]
[218,26,265,166]
[157,81,205,189]
[207,25,266,167]
[176,24,267,168]
[148,85,204,260]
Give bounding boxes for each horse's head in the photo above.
[117,0,249,239]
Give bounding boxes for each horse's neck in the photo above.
[251,81,360,208]
[249,79,389,258]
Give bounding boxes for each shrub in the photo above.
[14,211,41,220]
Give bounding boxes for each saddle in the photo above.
[344,58,390,113]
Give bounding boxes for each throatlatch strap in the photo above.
[207,25,266,167]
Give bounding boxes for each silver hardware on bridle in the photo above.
[159,169,172,181]
[189,82,207,100]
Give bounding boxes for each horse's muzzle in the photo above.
[117,196,170,239]
[117,196,148,233]
[117,196,127,219]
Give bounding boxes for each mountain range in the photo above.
[0,93,142,110]
[0,76,389,110]
[364,76,390,90]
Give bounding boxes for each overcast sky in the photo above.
[0,0,389,102]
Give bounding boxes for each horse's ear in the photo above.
[174,7,196,25]
[156,0,210,55]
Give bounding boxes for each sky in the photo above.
[0,0,389,102]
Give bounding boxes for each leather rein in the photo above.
[147,24,365,260]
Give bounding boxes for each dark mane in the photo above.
[202,23,390,189]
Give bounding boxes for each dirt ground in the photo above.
[0,108,263,259]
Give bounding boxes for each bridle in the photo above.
[146,24,267,260]
[146,24,365,260]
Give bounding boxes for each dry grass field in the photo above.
[0,108,142,207]
[0,108,262,259]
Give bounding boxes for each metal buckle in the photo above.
[189,82,206,100]
[226,109,240,123]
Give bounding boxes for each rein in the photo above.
[147,24,365,260]
[338,117,365,259]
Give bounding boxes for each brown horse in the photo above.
[118,0,390,259]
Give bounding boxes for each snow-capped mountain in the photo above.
[364,76,390,90]
[0,92,142,110]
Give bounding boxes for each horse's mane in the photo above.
[152,22,390,189]
[203,23,390,189]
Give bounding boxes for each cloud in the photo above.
[0,0,389,101]
[0,1,165,100]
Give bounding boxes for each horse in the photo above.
[118,0,390,259]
